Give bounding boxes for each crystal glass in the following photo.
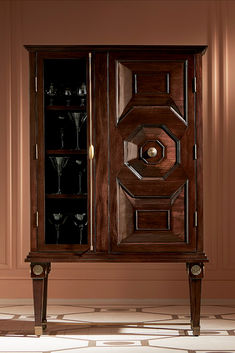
[58,115,66,149]
[72,213,87,244]
[64,87,72,106]
[75,82,87,96]
[75,160,86,194]
[48,213,68,244]
[68,112,87,150]
[45,83,57,105]
[49,156,69,194]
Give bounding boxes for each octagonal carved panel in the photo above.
[124,125,179,179]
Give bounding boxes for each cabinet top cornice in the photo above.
[24,45,207,55]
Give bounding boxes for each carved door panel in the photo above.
[109,51,196,253]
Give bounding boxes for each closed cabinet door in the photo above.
[109,51,197,253]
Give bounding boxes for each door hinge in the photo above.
[35,77,38,93]
[194,211,198,227]
[35,211,39,227]
[134,74,138,94]
[35,144,38,160]
[193,144,197,160]
[193,76,197,93]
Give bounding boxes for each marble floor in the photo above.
[0,304,235,352]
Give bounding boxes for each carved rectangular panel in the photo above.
[136,210,170,231]
[117,182,190,250]
[134,72,170,95]
[117,59,188,121]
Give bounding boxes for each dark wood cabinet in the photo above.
[25,45,208,336]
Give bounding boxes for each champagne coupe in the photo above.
[68,112,87,150]
[73,213,87,244]
[49,156,69,194]
[48,213,68,244]
[45,83,57,105]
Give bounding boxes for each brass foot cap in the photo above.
[35,326,43,336]
[192,326,200,336]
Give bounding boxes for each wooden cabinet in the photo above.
[25,45,208,336]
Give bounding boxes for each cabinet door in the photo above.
[34,52,93,251]
[109,51,196,253]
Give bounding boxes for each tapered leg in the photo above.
[32,278,44,336]
[187,263,204,336]
[42,263,51,330]
[31,263,51,336]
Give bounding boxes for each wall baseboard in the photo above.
[0,298,234,305]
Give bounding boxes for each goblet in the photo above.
[59,128,65,149]
[48,213,68,244]
[75,83,87,107]
[75,160,85,194]
[49,156,69,194]
[72,213,87,244]
[64,87,72,106]
[45,83,57,105]
[58,115,66,149]
[68,112,87,150]
[78,82,87,96]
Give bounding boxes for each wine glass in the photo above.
[68,112,87,150]
[64,87,72,106]
[58,115,66,149]
[45,83,57,105]
[75,160,85,194]
[49,156,69,194]
[48,213,68,244]
[72,213,87,244]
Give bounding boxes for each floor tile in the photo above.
[0,304,235,353]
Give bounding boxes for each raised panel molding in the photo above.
[117,59,188,121]
[117,182,188,245]
[136,210,170,231]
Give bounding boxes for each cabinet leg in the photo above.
[31,263,51,336]
[187,263,204,336]
[42,263,51,330]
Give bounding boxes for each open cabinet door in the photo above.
[109,51,197,253]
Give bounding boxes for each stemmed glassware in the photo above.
[68,112,87,150]
[57,115,66,149]
[72,213,87,244]
[64,87,72,106]
[75,83,87,107]
[49,156,69,194]
[48,213,68,244]
[45,83,57,105]
[75,160,86,194]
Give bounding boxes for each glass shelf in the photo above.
[45,105,86,111]
[46,194,87,199]
[46,149,87,155]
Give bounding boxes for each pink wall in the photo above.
[0,0,235,299]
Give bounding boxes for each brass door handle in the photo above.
[89,144,94,160]
[147,147,157,157]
